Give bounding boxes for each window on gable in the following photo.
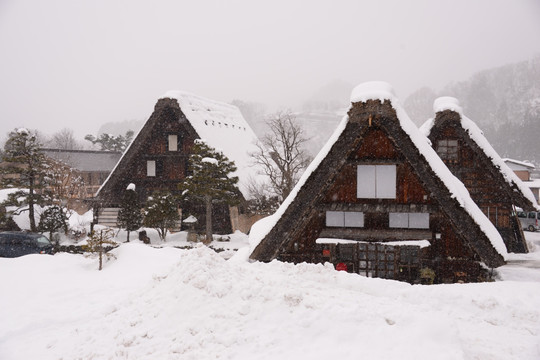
[389,213,429,229]
[147,160,156,177]
[326,211,364,228]
[168,135,178,151]
[436,140,458,161]
[357,165,396,199]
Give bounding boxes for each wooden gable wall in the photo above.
[281,124,473,259]
[100,100,198,204]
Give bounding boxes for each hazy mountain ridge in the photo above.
[405,56,540,166]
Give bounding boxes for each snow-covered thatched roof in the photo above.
[161,91,262,198]
[420,97,539,211]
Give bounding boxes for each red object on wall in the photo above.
[335,262,348,271]
[322,249,331,257]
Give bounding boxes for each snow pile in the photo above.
[251,82,507,259]
[421,97,539,210]
[1,240,540,359]
[163,91,265,198]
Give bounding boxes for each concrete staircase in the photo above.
[98,208,120,227]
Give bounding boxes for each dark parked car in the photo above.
[0,232,53,258]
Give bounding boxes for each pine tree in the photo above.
[84,130,134,152]
[179,140,240,244]
[116,185,143,242]
[0,128,53,231]
[38,205,68,245]
[143,191,179,241]
[83,229,117,271]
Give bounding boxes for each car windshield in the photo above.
[36,236,51,247]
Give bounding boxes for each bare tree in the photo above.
[48,128,84,150]
[250,111,311,201]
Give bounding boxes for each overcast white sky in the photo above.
[1,0,539,140]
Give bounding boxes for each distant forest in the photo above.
[404,56,540,165]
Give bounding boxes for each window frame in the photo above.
[168,134,178,151]
[357,164,396,199]
[436,139,459,161]
[326,211,364,228]
[147,160,156,177]
[389,212,430,229]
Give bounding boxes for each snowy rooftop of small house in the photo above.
[162,91,264,198]
[249,82,508,259]
[420,97,539,210]
[42,149,122,172]
[502,158,536,170]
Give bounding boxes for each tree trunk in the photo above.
[98,232,103,271]
[126,231,130,242]
[205,195,212,244]
[28,182,36,232]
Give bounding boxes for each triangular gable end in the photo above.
[250,82,505,282]
[97,94,263,203]
[420,97,538,253]
[96,97,199,203]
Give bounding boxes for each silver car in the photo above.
[516,211,540,232]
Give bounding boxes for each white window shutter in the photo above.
[408,213,430,229]
[344,212,364,227]
[168,135,178,151]
[147,160,156,177]
[357,165,376,198]
[389,212,408,228]
[326,211,344,227]
[376,165,396,199]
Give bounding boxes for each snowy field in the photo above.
[1,233,540,359]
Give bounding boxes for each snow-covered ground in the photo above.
[1,233,540,359]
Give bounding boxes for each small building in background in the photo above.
[502,158,540,202]
[502,158,535,181]
[42,149,122,199]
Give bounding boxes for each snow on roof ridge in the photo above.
[162,90,239,111]
[433,96,463,115]
[250,82,508,259]
[350,81,396,103]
